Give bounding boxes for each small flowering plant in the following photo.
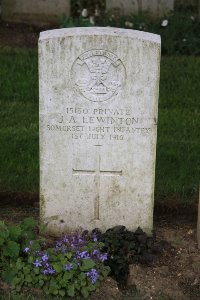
[11,230,110,298]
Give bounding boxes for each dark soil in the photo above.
[0,21,52,48]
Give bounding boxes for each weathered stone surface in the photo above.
[106,0,174,17]
[39,27,160,235]
[1,0,70,25]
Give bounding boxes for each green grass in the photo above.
[0,49,199,202]
[156,56,200,201]
[0,48,39,192]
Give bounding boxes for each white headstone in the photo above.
[39,27,160,235]
[106,0,174,17]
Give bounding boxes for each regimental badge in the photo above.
[71,50,126,102]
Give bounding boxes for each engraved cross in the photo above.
[72,155,122,220]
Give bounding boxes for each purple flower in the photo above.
[85,269,99,284]
[61,245,67,253]
[74,258,81,267]
[42,269,49,275]
[42,267,55,275]
[63,235,69,243]
[55,240,68,253]
[23,247,30,253]
[41,253,48,262]
[76,251,90,259]
[92,249,100,256]
[48,267,56,274]
[78,236,83,243]
[93,235,98,242]
[55,241,62,250]
[64,263,73,271]
[100,253,108,262]
[33,259,42,268]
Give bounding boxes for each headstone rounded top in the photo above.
[39,23,161,234]
[39,27,160,44]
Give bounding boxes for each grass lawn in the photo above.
[0,48,199,203]
[0,49,38,193]
[156,56,200,201]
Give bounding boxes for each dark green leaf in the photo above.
[81,286,89,299]
[0,237,5,245]
[0,221,9,240]
[15,285,22,292]
[78,272,86,281]
[23,266,31,274]
[52,290,58,295]
[59,290,66,297]
[21,218,37,230]
[67,284,75,297]
[12,277,21,286]
[4,241,20,258]
[2,270,16,284]
[39,223,48,234]
[16,259,24,270]
[80,259,95,271]
[39,279,44,287]
[21,230,35,241]
[28,256,34,264]
[8,226,22,241]
[49,278,58,289]
[25,275,32,283]
[30,240,40,251]
[66,252,73,259]
[63,271,73,281]
[52,263,63,273]
[33,267,40,275]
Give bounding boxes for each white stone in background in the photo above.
[106,0,174,17]
[106,0,138,15]
[39,27,161,235]
[1,0,70,25]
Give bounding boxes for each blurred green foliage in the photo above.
[61,9,200,56]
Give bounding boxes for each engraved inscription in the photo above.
[71,50,126,102]
[46,106,156,143]
[73,155,122,220]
